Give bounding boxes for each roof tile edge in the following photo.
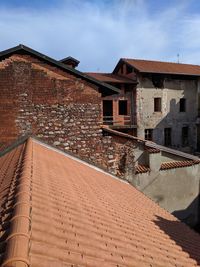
[2,139,33,267]
[102,126,200,161]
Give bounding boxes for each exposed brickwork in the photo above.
[0,54,117,172]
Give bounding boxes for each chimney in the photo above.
[60,56,80,69]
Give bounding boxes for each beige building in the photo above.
[88,59,200,153]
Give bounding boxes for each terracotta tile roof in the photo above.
[160,160,200,170]
[1,138,200,266]
[145,145,160,154]
[102,127,200,161]
[123,58,200,76]
[86,72,136,83]
[135,164,150,174]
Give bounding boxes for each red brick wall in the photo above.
[0,55,117,170]
[0,54,137,176]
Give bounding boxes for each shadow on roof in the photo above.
[154,215,200,265]
[0,135,29,157]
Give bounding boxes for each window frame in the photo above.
[118,100,128,116]
[154,97,162,112]
[164,128,172,146]
[145,129,153,141]
[180,98,186,112]
[182,126,189,146]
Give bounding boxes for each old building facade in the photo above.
[1,44,200,228]
[0,44,121,172]
[88,59,200,153]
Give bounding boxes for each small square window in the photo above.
[145,129,153,141]
[180,98,186,112]
[118,100,128,115]
[154,98,162,112]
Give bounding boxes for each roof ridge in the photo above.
[122,58,200,67]
[2,139,32,267]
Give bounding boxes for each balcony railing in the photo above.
[103,115,134,127]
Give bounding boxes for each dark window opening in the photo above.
[198,95,200,116]
[164,128,172,146]
[180,98,186,112]
[152,75,164,88]
[154,98,162,112]
[103,100,113,125]
[145,129,153,141]
[126,65,133,74]
[182,126,189,146]
[119,100,128,115]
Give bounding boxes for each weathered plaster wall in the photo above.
[131,165,200,227]
[104,131,200,227]
[127,144,200,227]
[136,75,198,151]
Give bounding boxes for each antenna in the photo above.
[177,53,180,63]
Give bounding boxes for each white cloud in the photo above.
[0,0,199,71]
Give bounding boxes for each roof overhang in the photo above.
[0,44,120,96]
[114,58,200,77]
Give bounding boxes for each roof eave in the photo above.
[0,44,120,95]
[139,70,200,77]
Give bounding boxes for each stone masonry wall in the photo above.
[0,54,118,172]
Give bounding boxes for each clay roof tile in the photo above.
[85,72,136,84]
[1,138,200,266]
[123,58,200,76]
[160,160,200,170]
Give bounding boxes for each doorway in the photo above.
[103,100,113,125]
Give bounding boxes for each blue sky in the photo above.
[1,0,200,71]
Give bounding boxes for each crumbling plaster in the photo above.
[136,75,198,151]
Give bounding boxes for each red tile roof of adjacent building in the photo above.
[145,145,160,154]
[135,164,150,174]
[123,58,200,76]
[160,160,200,170]
[86,72,136,83]
[1,138,200,267]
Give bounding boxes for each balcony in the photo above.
[103,115,136,129]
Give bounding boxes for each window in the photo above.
[164,128,172,146]
[152,75,164,88]
[182,126,189,146]
[154,98,162,112]
[118,100,128,115]
[180,98,186,112]
[126,65,132,74]
[103,100,113,125]
[145,129,153,141]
